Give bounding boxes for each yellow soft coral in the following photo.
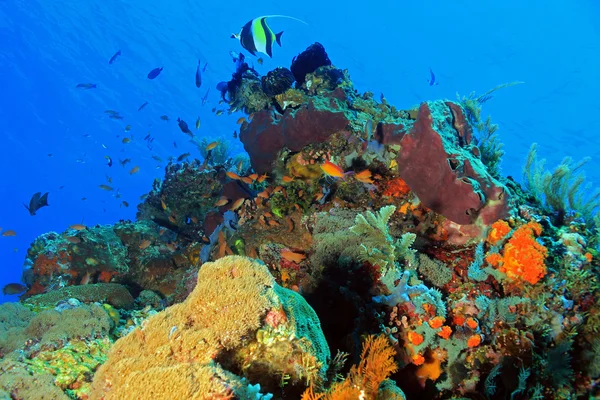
[487,221,548,285]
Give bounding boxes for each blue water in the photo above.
[1,0,599,302]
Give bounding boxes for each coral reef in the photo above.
[5,44,600,399]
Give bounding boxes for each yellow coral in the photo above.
[90,256,277,399]
[91,256,328,399]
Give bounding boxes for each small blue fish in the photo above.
[201,88,210,106]
[76,83,96,89]
[109,50,121,64]
[427,68,438,86]
[138,101,149,111]
[147,67,163,79]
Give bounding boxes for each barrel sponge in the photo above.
[91,255,329,400]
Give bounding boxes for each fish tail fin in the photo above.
[275,31,284,46]
[23,203,31,214]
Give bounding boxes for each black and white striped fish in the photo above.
[231,15,306,58]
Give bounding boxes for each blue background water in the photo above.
[1,0,599,302]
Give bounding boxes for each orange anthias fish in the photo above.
[206,141,219,151]
[256,173,269,183]
[281,249,306,263]
[215,197,229,207]
[1,230,17,237]
[226,171,241,180]
[321,160,345,178]
[230,198,245,211]
[355,169,374,184]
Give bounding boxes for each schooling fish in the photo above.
[24,192,49,216]
[177,118,194,137]
[76,83,96,89]
[104,155,113,167]
[138,101,149,111]
[160,115,169,121]
[147,67,163,79]
[231,15,306,58]
[195,60,203,88]
[2,283,27,295]
[108,50,121,64]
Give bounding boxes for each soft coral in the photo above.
[486,221,548,285]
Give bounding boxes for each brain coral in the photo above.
[90,255,329,400]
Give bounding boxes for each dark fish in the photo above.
[195,60,202,88]
[109,50,121,64]
[177,153,190,162]
[119,158,131,167]
[2,283,28,295]
[105,155,113,167]
[177,118,194,137]
[109,114,124,120]
[147,67,163,79]
[160,115,169,121]
[138,101,149,111]
[173,141,177,148]
[24,192,49,216]
[76,83,96,89]
[232,15,306,58]
[427,68,438,86]
[216,81,229,102]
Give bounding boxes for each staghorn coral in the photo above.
[91,256,329,399]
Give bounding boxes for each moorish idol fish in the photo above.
[231,15,307,58]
